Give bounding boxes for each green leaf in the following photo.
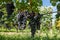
[57,3,60,11]
[50,0,58,6]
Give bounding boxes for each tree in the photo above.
[50,0,60,6]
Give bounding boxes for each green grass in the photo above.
[0,29,60,40]
[0,26,60,40]
[0,33,60,40]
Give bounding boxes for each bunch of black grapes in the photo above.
[17,11,27,30]
[6,2,15,18]
[0,11,4,19]
[28,12,44,37]
[34,13,43,30]
[0,11,4,25]
[28,11,36,37]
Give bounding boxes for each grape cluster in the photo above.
[6,2,15,18]
[28,12,36,37]
[0,11,4,19]
[16,11,44,37]
[28,12,44,37]
[17,12,27,30]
